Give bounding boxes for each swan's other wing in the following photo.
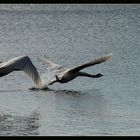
[1,55,42,87]
[37,56,66,71]
[71,53,112,72]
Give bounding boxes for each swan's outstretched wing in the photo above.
[1,55,42,86]
[37,56,68,73]
[70,53,112,72]
[37,56,62,70]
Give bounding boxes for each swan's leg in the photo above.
[48,80,56,85]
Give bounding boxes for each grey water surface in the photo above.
[0,4,140,136]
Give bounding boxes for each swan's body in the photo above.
[0,55,41,87]
[38,53,112,86]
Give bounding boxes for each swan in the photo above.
[0,55,42,87]
[38,53,112,87]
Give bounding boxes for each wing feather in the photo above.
[1,56,42,87]
[21,56,42,86]
[37,56,66,71]
[71,53,112,72]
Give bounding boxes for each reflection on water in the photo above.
[0,111,40,136]
[45,88,82,97]
[30,87,83,97]
[34,88,109,136]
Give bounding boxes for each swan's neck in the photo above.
[78,72,103,78]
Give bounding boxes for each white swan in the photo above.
[0,55,42,87]
[38,53,112,87]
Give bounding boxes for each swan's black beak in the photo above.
[94,73,104,78]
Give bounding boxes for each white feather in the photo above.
[0,55,42,87]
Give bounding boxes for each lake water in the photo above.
[0,4,140,136]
